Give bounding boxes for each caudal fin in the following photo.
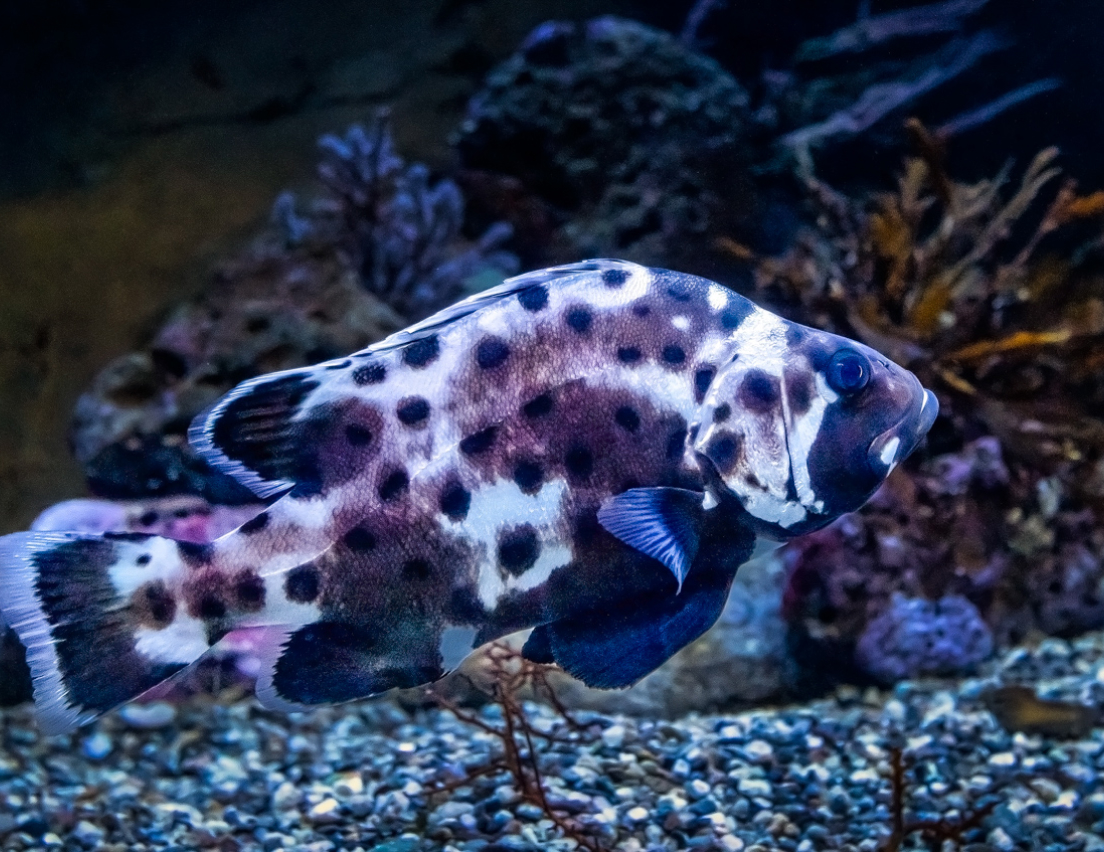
[0,532,211,733]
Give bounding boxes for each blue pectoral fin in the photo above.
[597,487,705,592]
[522,570,733,689]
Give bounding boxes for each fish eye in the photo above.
[827,350,870,396]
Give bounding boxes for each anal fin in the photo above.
[521,570,734,689]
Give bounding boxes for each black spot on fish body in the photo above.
[396,397,431,426]
[135,580,176,628]
[286,565,320,603]
[136,553,152,566]
[178,541,213,566]
[518,284,549,312]
[353,363,386,385]
[240,511,269,534]
[379,469,410,501]
[615,406,641,432]
[514,460,543,494]
[344,424,373,445]
[665,279,692,302]
[565,445,593,480]
[706,431,742,474]
[694,367,715,402]
[662,345,686,365]
[104,531,151,542]
[498,525,540,575]
[713,403,731,423]
[439,482,471,521]
[720,301,755,331]
[235,571,266,611]
[666,426,688,460]
[786,369,814,416]
[403,335,440,368]
[740,370,780,412]
[460,426,497,455]
[476,336,510,369]
[632,303,651,318]
[617,346,642,364]
[565,307,593,333]
[602,268,629,287]
[343,526,376,552]
[138,511,158,526]
[522,394,553,418]
[402,558,433,581]
[196,592,227,620]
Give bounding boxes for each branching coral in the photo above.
[283,113,518,319]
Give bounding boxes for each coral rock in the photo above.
[455,16,753,264]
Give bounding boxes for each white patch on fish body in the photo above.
[783,371,834,513]
[707,285,730,311]
[438,625,479,671]
[599,362,699,424]
[672,315,691,331]
[879,436,901,466]
[133,614,208,665]
[511,539,572,593]
[107,538,183,597]
[730,306,788,349]
[452,477,570,610]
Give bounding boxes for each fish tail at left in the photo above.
[0,531,211,734]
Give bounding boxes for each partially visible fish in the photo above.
[0,259,937,733]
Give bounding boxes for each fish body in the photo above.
[0,259,937,732]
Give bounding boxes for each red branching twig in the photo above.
[426,642,609,852]
[882,746,999,851]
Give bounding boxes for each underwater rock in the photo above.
[72,249,405,502]
[782,437,1104,686]
[455,16,754,264]
[855,592,993,683]
[72,116,517,503]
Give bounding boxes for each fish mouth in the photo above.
[867,388,939,470]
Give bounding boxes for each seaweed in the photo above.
[755,126,1104,480]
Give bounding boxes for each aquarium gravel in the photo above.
[1,634,1102,852]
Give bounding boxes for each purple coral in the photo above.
[302,114,517,318]
[855,593,994,683]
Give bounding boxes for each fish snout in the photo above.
[867,386,939,472]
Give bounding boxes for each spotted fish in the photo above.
[0,259,937,733]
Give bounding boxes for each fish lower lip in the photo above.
[916,389,939,438]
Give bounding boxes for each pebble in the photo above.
[0,634,1101,851]
[118,701,176,729]
[80,732,113,760]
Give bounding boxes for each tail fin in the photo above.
[0,532,211,733]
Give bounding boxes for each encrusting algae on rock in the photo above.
[0,258,935,733]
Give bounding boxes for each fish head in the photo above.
[692,316,937,538]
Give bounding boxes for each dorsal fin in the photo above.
[189,260,645,496]
[188,367,323,498]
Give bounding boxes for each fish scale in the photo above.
[0,259,937,733]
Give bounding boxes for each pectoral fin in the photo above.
[597,487,705,592]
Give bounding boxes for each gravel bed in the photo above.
[1,635,1102,852]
